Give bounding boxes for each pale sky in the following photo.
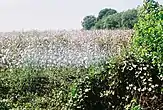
[0,0,162,32]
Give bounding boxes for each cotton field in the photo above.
[0,29,133,69]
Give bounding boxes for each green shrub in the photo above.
[132,0,163,75]
[93,8,137,29]
[0,66,90,109]
[67,55,163,110]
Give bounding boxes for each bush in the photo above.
[67,54,163,110]
[0,66,89,109]
[132,0,163,75]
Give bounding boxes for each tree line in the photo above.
[82,8,138,30]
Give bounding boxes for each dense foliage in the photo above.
[0,0,163,110]
[97,8,117,21]
[121,9,138,29]
[82,15,96,30]
[132,0,163,75]
[104,12,123,29]
[82,8,138,30]
[0,66,89,109]
[67,55,163,110]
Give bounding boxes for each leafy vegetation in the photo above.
[97,8,117,21]
[82,8,138,30]
[82,15,97,30]
[0,30,131,109]
[132,0,163,76]
[0,66,90,109]
[121,9,138,29]
[0,0,163,110]
[67,54,163,109]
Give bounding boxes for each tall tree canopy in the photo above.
[82,8,138,30]
[82,15,96,30]
[104,12,123,29]
[97,8,117,20]
[121,9,138,29]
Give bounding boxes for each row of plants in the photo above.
[0,30,132,69]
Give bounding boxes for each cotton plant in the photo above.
[0,29,132,68]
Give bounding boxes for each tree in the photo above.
[97,8,117,20]
[121,9,138,29]
[94,19,105,29]
[105,16,118,29]
[104,12,123,29]
[82,15,96,30]
[96,8,138,29]
[81,8,138,30]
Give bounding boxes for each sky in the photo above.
[0,0,162,32]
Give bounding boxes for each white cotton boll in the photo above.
[155,84,159,87]
[140,76,144,79]
[129,84,133,87]
[148,78,152,82]
[143,67,147,70]
[148,88,152,92]
[138,88,141,92]
[151,85,155,88]
[141,87,147,92]
[0,30,132,67]
[141,88,145,92]
[2,57,6,64]
[132,64,137,68]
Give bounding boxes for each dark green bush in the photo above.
[103,9,138,29]
[0,100,11,110]
[67,55,163,110]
